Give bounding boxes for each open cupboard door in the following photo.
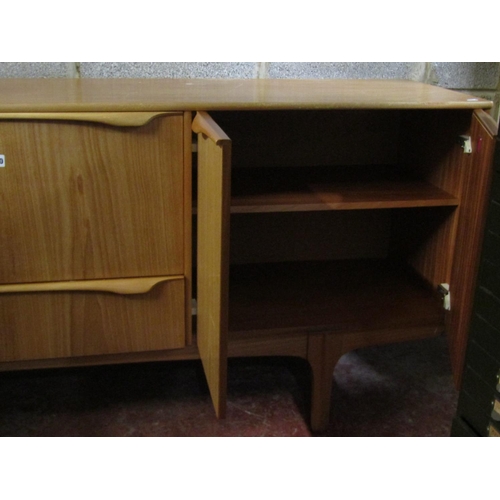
[449,110,498,387]
[192,112,232,417]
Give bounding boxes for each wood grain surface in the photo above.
[0,277,185,362]
[448,110,498,386]
[228,260,444,336]
[0,79,492,112]
[194,112,231,418]
[0,113,185,283]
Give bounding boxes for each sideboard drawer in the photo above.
[0,276,186,362]
[0,113,185,283]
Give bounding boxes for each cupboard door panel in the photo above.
[0,113,184,283]
[449,110,498,386]
[192,112,231,418]
[0,277,185,362]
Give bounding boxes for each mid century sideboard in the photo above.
[0,78,497,431]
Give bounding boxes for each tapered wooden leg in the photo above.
[307,333,345,432]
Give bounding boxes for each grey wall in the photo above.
[1,62,499,120]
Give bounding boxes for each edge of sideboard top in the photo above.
[0,78,493,112]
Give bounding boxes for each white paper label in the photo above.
[0,155,4,167]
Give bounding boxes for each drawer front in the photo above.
[462,365,497,410]
[481,230,500,268]
[460,365,500,435]
[478,260,500,300]
[473,287,500,343]
[491,171,500,200]
[0,277,185,362]
[456,391,490,436]
[488,200,500,233]
[465,339,500,387]
[469,316,500,369]
[450,416,479,437]
[0,114,184,283]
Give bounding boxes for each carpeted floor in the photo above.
[0,335,458,437]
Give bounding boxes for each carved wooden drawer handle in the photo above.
[0,112,177,127]
[0,276,183,295]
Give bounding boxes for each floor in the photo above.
[0,335,458,437]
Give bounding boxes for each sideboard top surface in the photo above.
[0,78,492,112]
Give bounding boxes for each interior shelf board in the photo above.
[230,180,458,213]
[228,260,445,337]
[228,166,458,213]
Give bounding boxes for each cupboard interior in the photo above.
[193,109,472,338]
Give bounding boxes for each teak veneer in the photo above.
[229,166,459,212]
[0,79,497,432]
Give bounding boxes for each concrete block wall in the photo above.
[1,62,499,120]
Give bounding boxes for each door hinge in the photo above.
[438,283,451,310]
[458,135,472,154]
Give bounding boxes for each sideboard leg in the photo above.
[307,333,345,432]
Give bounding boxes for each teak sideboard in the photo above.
[0,79,497,431]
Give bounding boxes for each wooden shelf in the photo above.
[229,167,458,213]
[228,260,445,337]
